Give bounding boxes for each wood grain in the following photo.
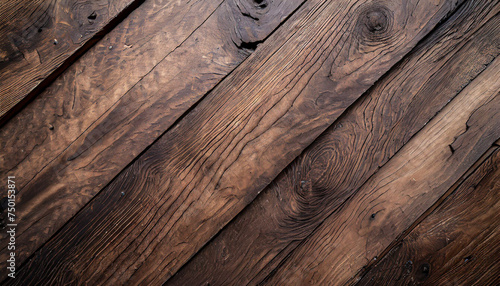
[261,56,500,285]
[0,0,307,276]
[354,148,500,286]
[0,0,142,124]
[166,1,500,285]
[6,0,464,284]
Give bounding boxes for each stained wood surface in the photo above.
[5,0,464,284]
[167,1,500,284]
[355,147,500,285]
[0,0,141,124]
[0,0,307,275]
[261,56,500,285]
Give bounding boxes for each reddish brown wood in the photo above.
[0,0,306,277]
[166,2,500,285]
[262,57,500,285]
[0,0,142,124]
[6,0,464,284]
[355,148,500,285]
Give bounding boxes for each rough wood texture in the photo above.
[355,148,500,286]
[0,0,307,275]
[0,0,141,124]
[261,56,500,285]
[7,0,464,284]
[167,1,500,285]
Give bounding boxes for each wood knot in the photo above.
[365,10,387,32]
[357,4,393,42]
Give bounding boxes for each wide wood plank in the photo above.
[7,0,464,284]
[355,147,500,285]
[166,1,500,284]
[261,56,500,285]
[0,0,306,275]
[0,0,142,124]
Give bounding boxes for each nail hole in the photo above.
[464,256,472,263]
[254,0,267,8]
[371,213,376,219]
[38,28,43,33]
[88,11,97,20]
[53,39,58,45]
[300,180,307,190]
[420,263,430,276]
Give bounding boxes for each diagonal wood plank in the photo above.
[6,0,465,284]
[0,0,306,276]
[166,1,500,284]
[0,0,143,124]
[261,56,500,285]
[355,147,500,285]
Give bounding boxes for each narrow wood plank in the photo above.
[166,1,500,284]
[0,0,142,124]
[7,0,464,284]
[261,56,500,285]
[354,148,500,286]
[0,0,307,276]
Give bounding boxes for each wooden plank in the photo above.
[0,0,306,276]
[354,148,500,285]
[7,0,465,284]
[261,56,500,285]
[166,1,500,285]
[0,0,142,124]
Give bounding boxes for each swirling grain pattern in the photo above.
[167,1,500,285]
[6,0,465,284]
[262,56,500,285]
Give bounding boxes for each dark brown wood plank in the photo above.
[0,0,142,124]
[166,1,500,285]
[0,0,307,276]
[261,56,500,285]
[354,147,500,286]
[6,0,464,284]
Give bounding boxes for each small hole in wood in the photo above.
[38,28,43,33]
[88,11,97,20]
[254,0,267,9]
[53,39,58,45]
[420,263,430,276]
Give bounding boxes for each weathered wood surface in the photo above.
[167,1,500,285]
[6,0,465,284]
[261,56,500,285]
[355,147,500,286]
[0,0,142,124]
[0,0,307,276]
